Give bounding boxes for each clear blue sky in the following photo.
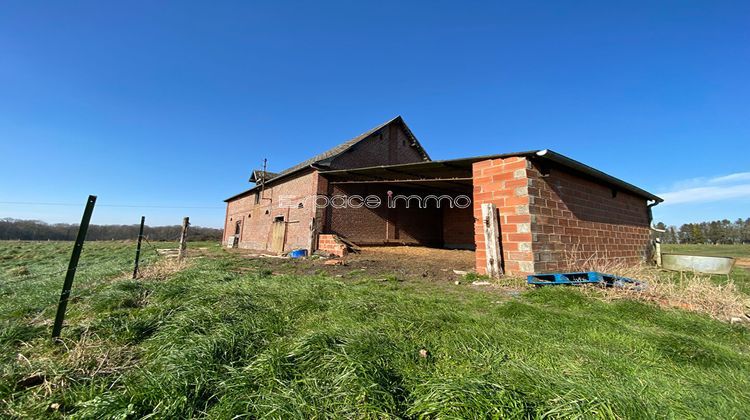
[1,1,748,228]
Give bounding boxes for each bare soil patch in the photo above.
[229,246,476,282]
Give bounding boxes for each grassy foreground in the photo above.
[1,242,750,418]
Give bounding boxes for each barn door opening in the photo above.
[271,216,286,254]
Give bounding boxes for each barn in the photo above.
[223,116,662,276]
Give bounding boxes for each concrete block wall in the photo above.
[472,156,652,276]
[526,162,651,272]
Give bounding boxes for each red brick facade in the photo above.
[326,122,427,170]
[224,118,429,254]
[224,170,320,253]
[472,157,651,276]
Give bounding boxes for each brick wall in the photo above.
[225,119,428,253]
[472,157,534,275]
[327,121,427,169]
[317,234,347,257]
[325,184,443,246]
[442,205,474,249]
[224,170,319,253]
[527,161,651,272]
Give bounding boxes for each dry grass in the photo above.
[137,257,189,281]
[559,246,750,321]
[11,329,138,413]
[585,264,748,321]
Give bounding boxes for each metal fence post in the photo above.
[133,216,145,279]
[52,195,97,340]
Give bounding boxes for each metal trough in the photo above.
[661,254,735,275]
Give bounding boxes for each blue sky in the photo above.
[1,1,748,228]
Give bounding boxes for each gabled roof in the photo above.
[272,115,429,179]
[225,116,430,201]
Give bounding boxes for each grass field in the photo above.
[1,241,750,418]
[662,244,750,258]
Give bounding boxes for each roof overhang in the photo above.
[317,149,662,203]
[532,149,662,203]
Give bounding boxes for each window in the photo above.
[234,221,241,235]
[254,192,260,204]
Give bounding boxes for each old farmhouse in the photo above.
[224,116,662,276]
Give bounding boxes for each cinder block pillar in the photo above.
[472,157,535,275]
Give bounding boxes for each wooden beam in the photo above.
[481,203,503,278]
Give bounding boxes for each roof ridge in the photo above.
[226,116,430,201]
[268,115,408,179]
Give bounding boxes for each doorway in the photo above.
[271,216,286,254]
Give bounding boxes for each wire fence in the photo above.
[0,228,190,286]
[0,244,159,287]
[0,238,188,317]
[0,197,212,339]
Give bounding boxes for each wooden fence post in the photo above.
[132,216,145,279]
[52,195,97,340]
[178,217,190,260]
[308,217,317,255]
[481,203,503,278]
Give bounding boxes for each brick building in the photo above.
[224,116,662,276]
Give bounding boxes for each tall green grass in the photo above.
[2,243,750,418]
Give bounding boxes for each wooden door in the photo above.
[271,219,286,254]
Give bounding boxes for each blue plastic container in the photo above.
[289,249,308,258]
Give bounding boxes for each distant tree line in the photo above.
[0,218,223,241]
[655,218,750,244]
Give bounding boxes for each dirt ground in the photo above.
[228,246,477,282]
[735,258,750,269]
